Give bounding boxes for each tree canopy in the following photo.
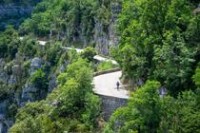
[9,58,101,133]
[114,0,200,96]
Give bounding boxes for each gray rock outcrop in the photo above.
[95,2,121,55]
[29,57,43,74]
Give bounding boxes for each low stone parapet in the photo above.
[93,68,120,77]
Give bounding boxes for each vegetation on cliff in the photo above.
[113,0,200,96]
[105,0,200,132]
[19,0,122,45]
[9,58,101,133]
[0,0,200,132]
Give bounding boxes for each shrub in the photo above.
[97,61,116,71]
[0,81,10,100]
[30,69,48,91]
[45,42,62,65]
[80,47,96,62]
[0,42,7,58]
[19,37,37,57]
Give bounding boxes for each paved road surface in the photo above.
[93,71,129,99]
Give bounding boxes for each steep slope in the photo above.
[0,1,124,132]
[20,0,122,54]
[1,0,200,133]
[0,27,68,132]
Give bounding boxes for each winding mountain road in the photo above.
[19,37,129,99]
[93,71,129,99]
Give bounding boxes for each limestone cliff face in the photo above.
[0,56,62,133]
[94,2,121,55]
[52,1,121,55]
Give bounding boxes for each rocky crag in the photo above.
[0,54,67,132]
[95,2,121,55]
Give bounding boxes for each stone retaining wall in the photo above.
[93,68,120,77]
[98,94,127,121]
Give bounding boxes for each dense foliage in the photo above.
[0,27,70,127]
[0,26,20,58]
[0,0,41,31]
[19,0,122,44]
[105,73,200,132]
[9,58,101,133]
[113,0,200,96]
[105,0,200,132]
[0,0,200,132]
[97,61,118,71]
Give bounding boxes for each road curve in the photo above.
[93,71,129,99]
[20,37,129,99]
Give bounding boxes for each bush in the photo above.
[45,42,62,65]
[7,40,19,59]
[11,58,101,132]
[80,47,97,62]
[193,67,200,87]
[97,61,117,71]
[7,103,18,118]
[0,81,10,100]
[30,69,48,91]
[19,37,37,57]
[0,42,7,58]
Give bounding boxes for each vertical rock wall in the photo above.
[99,95,127,121]
[95,2,121,55]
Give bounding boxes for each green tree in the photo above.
[159,90,200,133]
[80,47,96,62]
[0,26,19,59]
[116,0,199,95]
[97,61,116,71]
[193,67,200,87]
[45,42,62,65]
[30,69,48,91]
[19,37,37,57]
[106,81,161,133]
[11,58,100,132]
